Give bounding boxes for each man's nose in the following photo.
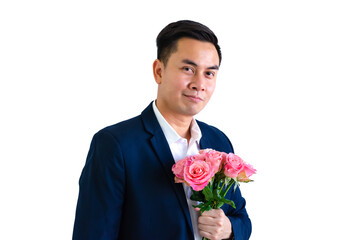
[189,72,205,91]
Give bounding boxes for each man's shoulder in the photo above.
[95,103,154,139]
[105,115,142,132]
[93,114,144,143]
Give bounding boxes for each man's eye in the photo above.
[205,71,215,77]
[183,67,194,73]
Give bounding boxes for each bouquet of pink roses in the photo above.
[172,149,256,213]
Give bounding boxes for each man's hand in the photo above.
[197,208,233,240]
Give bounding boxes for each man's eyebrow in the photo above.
[207,65,219,70]
[182,59,219,70]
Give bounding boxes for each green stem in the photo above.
[220,179,226,191]
[223,179,235,197]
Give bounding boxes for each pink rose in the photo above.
[224,153,257,180]
[243,163,257,178]
[189,154,206,161]
[184,158,214,191]
[224,153,245,178]
[172,157,188,179]
[199,149,213,154]
[175,176,186,183]
[204,150,225,173]
[236,163,256,182]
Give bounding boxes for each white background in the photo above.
[1,0,361,239]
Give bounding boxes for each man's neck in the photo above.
[155,102,193,141]
[162,112,192,141]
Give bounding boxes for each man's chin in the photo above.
[182,106,204,117]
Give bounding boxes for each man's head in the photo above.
[156,20,222,66]
[153,20,221,120]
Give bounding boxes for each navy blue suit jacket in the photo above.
[73,103,251,239]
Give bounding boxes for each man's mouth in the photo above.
[183,94,203,102]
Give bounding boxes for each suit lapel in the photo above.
[141,103,194,234]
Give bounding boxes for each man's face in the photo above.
[153,38,219,118]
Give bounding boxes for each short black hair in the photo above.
[156,20,222,66]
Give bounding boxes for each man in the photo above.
[73,20,252,240]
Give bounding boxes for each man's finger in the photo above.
[201,209,224,218]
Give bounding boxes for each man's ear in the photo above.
[153,59,164,84]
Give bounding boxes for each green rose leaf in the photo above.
[190,190,205,202]
[200,203,212,213]
[213,188,222,201]
[223,199,236,209]
[216,201,224,209]
[202,186,213,201]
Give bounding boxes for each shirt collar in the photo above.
[152,100,202,145]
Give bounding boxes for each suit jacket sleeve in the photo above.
[73,130,125,240]
[222,133,252,240]
[225,185,252,240]
[199,122,252,240]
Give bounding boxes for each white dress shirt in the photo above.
[152,101,202,240]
